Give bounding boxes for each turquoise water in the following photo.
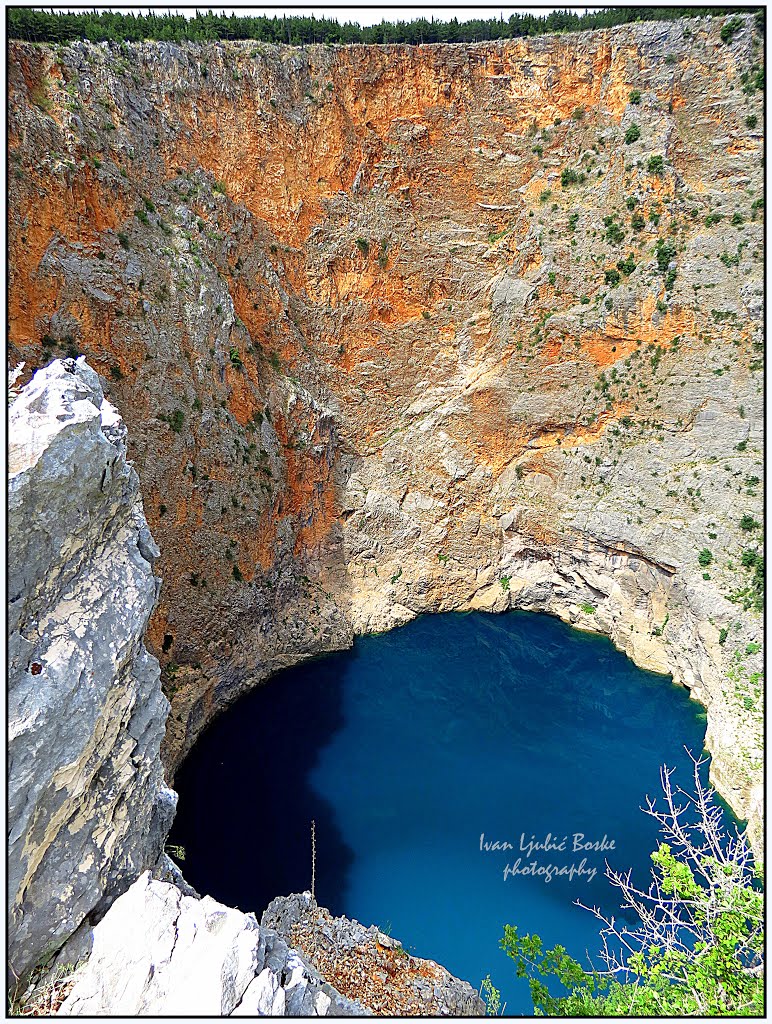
[171,610,708,1014]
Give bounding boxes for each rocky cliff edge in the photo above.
[8,357,175,979]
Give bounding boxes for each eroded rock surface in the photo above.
[263,893,486,1016]
[8,359,175,977]
[59,872,366,1016]
[7,16,764,852]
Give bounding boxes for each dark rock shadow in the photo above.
[169,651,356,917]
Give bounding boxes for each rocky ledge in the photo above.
[56,879,484,1016]
[263,893,485,1016]
[58,873,365,1016]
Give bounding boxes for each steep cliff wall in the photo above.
[8,358,175,978]
[7,361,482,1014]
[7,14,764,851]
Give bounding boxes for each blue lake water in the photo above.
[170,610,709,1014]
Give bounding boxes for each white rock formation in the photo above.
[59,873,365,1016]
[8,358,175,977]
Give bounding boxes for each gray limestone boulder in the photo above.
[8,358,175,978]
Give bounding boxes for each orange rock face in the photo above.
[6,17,765,851]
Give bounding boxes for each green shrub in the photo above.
[624,123,641,145]
[604,268,620,287]
[720,15,743,43]
[603,216,624,245]
[135,207,149,225]
[746,114,758,129]
[355,237,369,256]
[731,211,744,226]
[580,602,596,614]
[647,154,664,176]
[161,409,185,433]
[629,89,641,104]
[655,237,676,273]
[480,976,501,1016]
[631,210,645,231]
[740,514,759,531]
[229,347,243,369]
[698,548,713,567]
[118,232,130,250]
[560,167,585,187]
[501,762,763,1017]
[704,212,723,227]
[741,548,757,573]
[617,253,636,276]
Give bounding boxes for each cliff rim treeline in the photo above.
[6,5,764,46]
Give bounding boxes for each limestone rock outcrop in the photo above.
[8,358,175,978]
[59,873,366,1016]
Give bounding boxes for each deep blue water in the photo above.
[170,611,709,1014]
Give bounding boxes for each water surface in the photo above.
[171,610,708,1013]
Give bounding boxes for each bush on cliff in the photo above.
[502,757,764,1016]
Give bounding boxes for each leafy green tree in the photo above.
[502,757,764,1016]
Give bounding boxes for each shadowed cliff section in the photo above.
[6,14,764,853]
